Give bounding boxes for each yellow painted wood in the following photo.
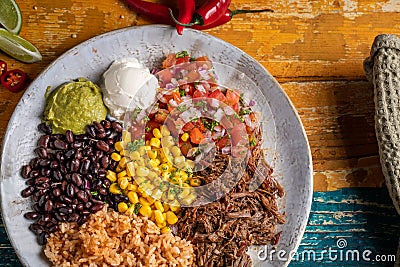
[1,0,399,191]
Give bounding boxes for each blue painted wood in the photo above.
[290,188,400,267]
[0,188,398,266]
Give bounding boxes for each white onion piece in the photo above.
[221,146,231,154]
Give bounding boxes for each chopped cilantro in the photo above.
[203,119,219,131]
[179,89,185,97]
[127,138,145,153]
[91,191,98,196]
[134,203,142,214]
[239,109,252,116]
[170,186,183,195]
[234,113,244,122]
[249,138,257,147]
[176,51,188,58]
[145,126,151,131]
[144,116,150,122]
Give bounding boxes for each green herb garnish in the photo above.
[127,138,145,153]
[176,51,188,58]
[134,203,142,214]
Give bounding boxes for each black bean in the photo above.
[100,156,109,168]
[98,187,107,195]
[55,151,64,162]
[86,125,96,138]
[98,169,107,179]
[54,202,66,209]
[24,212,39,220]
[102,179,111,187]
[105,138,115,147]
[50,160,59,169]
[44,200,53,212]
[52,188,61,197]
[110,160,118,170]
[112,121,123,133]
[29,158,41,169]
[42,213,52,222]
[38,232,47,245]
[54,139,67,150]
[40,167,51,177]
[25,178,35,186]
[90,203,104,213]
[81,210,91,216]
[79,159,90,174]
[65,130,74,143]
[37,135,50,148]
[65,149,75,159]
[60,164,67,174]
[38,123,52,134]
[59,207,73,214]
[93,121,105,133]
[29,224,44,235]
[77,215,88,225]
[36,217,47,226]
[75,134,88,141]
[21,165,32,179]
[69,213,80,222]
[35,177,50,184]
[77,190,89,202]
[71,173,83,187]
[21,186,34,198]
[104,129,112,138]
[70,159,80,173]
[96,140,109,152]
[52,170,62,182]
[74,149,83,160]
[48,225,59,233]
[84,201,92,209]
[66,184,75,198]
[71,141,83,149]
[32,203,42,213]
[101,119,111,129]
[38,195,49,207]
[35,147,48,159]
[60,195,72,204]
[76,203,84,211]
[61,180,68,192]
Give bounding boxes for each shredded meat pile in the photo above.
[176,138,285,267]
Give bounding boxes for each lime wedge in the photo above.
[0,0,22,34]
[0,28,42,63]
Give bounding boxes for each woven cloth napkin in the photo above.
[364,34,400,267]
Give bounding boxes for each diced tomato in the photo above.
[176,56,190,65]
[193,90,208,98]
[232,103,239,113]
[216,136,230,149]
[179,141,193,156]
[171,91,182,104]
[162,54,177,69]
[190,128,205,144]
[182,122,195,132]
[208,89,226,102]
[154,109,169,123]
[226,89,240,106]
[231,124,248,146]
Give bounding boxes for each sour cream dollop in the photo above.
[102,58,158,119]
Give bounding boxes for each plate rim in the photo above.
[0,24,313,267]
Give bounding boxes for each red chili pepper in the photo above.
[192,8,274,30]
[1,69,28,93]
[124,0,176,25]
[176,0,196,35]
[0,60,7,77]
[193,0,231,26]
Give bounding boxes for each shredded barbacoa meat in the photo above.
[176,132,285,267]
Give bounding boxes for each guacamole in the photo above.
[43,78,108,134]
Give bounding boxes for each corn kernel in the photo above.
[115,165,123,173]
[150,212,155,221]
[161,226,170,234]
[147,149,158,159]
[161,136,174,147]
[170,201,180,212]
[115,141,124,152]
[117,170,127,179]
[153,128,162,139]
[160,163,169,172]
[157,221,167,229]
[166,211,178,225]
[150,138,161,148]
[139,145,151,156]
[139,205,152,217]
[181,193,197,205]
[160,125,170,137]
[148,171,159,180]
[127,191,139,204]
[154,210,164,224]
[111,152,121,161]
[186,160,195,169]
[175,170,188,182]
[162,212,167,220]
[139,197,151,206]
[119,157,129,168]
[122,130,131,144]
[162,171,172,181]
[118,202,129,213]
[163,203,170,212]
[125,205,135,216]
[148,159,160,168]
[146,196,155,205]
[126,162,135,177]
[106,170,117,182]
[181,133,189,142]
[129,151,141,160]
[119,177,129,190]
[126,183,136,191]
[190,178,201,187]
[109,183,121,194]
[136,166,150,177]
[154,201,164,212]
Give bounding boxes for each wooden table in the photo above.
[1,0,400,266]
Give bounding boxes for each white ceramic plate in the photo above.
[0,25,312,267]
